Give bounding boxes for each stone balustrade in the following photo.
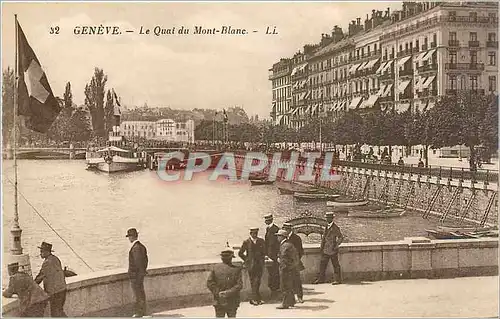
[2,238,497,317]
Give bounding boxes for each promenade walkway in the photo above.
[150,276,498,318]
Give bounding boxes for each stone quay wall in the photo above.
[2,238,497,317]
[232,155,498,226]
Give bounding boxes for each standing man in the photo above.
[275,229,299,309]
[3,262,49,317]
[238,227,266,305]
[263,214,280,297]
[207,247,243,317]
[34,242,67,317]
[314,212,344,285]
[126,228,149,318]
[282,223,304,303]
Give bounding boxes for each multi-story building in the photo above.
[269,1,498,128]
[121,119,195,143]
[269,58,293,126]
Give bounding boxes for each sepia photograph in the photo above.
[1,1,499,317]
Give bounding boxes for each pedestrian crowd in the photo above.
[3,214,343,318]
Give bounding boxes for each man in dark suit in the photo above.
[207,247,243,317]
[275,229,299,309]
[282,223,304,303]
[238,227,266,305]
[4,262,49,317]
[314,212,344,285]
[263,214,280,296]
[126,228,148,317]
[34,242,67,317]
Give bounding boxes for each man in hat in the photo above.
[275,229,299,309]
[207,247,243,317]
[238,227,265,305]
[34,242,67,317]
[126,228,149,317]
[282,223,304,303]
[314,212,344,285]
[3,262,49,317]
[263,214,280,295]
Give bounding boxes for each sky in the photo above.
[2,1,403,118]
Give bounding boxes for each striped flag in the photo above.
[112,89,122,116]
[17,19,61,133]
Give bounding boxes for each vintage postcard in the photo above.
[1,1,498,318]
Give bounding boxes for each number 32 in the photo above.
[50,26,60,35]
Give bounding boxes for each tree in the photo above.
[428,92,496,170]
[63,82,73,109]
[85,68,107,138]
[104,90,114,133]
[68,108,92,141]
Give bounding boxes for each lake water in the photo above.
[2,160,442,280]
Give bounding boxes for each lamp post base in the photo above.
[7,253,32,277]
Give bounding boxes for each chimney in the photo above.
[372,9,376,18]
[356,17,361,25]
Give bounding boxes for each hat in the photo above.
[325,212,336,218]
[220,248,235,257]
[264,214,273,220]
[38,242,53,252]
[249,227,259,232]
[282,223,292,229]
[276,229,288,237]
[7,262,19,269]
[126,228,138,238]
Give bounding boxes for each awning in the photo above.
[358,61,369,71]
[397,56,411,68]
[276,115,284,125]
[382,60,394,73]
[376,61,387,74]
[312,104,319,113]
[414,51,427,63]
[398,79,411,92]
[291,63,307,76]
[383,84,393,97]
[331,103,338,111]
[304,91,311,99]
[396,103,410,113]
[422,49,436,62]
[377,85,387,96]
[293,82,300,89]
[349,63,361,74]
[300,80,307,88]
[349,97,363,109]
[291,108,299,115]
[365,58,380,70]
[360,95,379,109]
[421,75,436,89]
[305,105,312,113]
[426,100,435,110]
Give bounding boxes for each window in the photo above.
[416,40,419,48]
[450,52,457,64]
[469,12,477,22]
[470,75,478,90]
[488,33,496,41]
[449,32,457,41]
[399,44,403,52]
[470,32,477,41]
[449,75,457,89]
[432,33,437,44]
[374,43,377,52]
[470,51,477,64]
[461,75,466,90]
[489,52,496,65]
[489,76,496,92]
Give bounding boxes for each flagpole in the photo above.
[11,14,31,276]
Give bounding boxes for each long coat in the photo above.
[34,254,67,295]
[3,272,49,315]
[264,224,280,261]
[128,241,148,279]
[207,263,243,308]
[278,241,299,292]
[238,237,265,272]
[287,232,305,271]
[320,222,344,256]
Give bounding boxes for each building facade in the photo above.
[269,1,498,129]
[121,119,195,143]
[269,58,293,127]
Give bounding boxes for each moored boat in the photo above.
[348,207,405,218]
[250,179,274,186]
[277,184,320,195]
[87,146,146,173]
[293,192,340,202]
[326,198,369,207]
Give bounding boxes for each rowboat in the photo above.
[250,179,274,186]
[293,192,340,202]
[277,185,320,195]
[326,198,369,207]
[426,226,498,240]
[436,225,497,233]
[348,207,405,218]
